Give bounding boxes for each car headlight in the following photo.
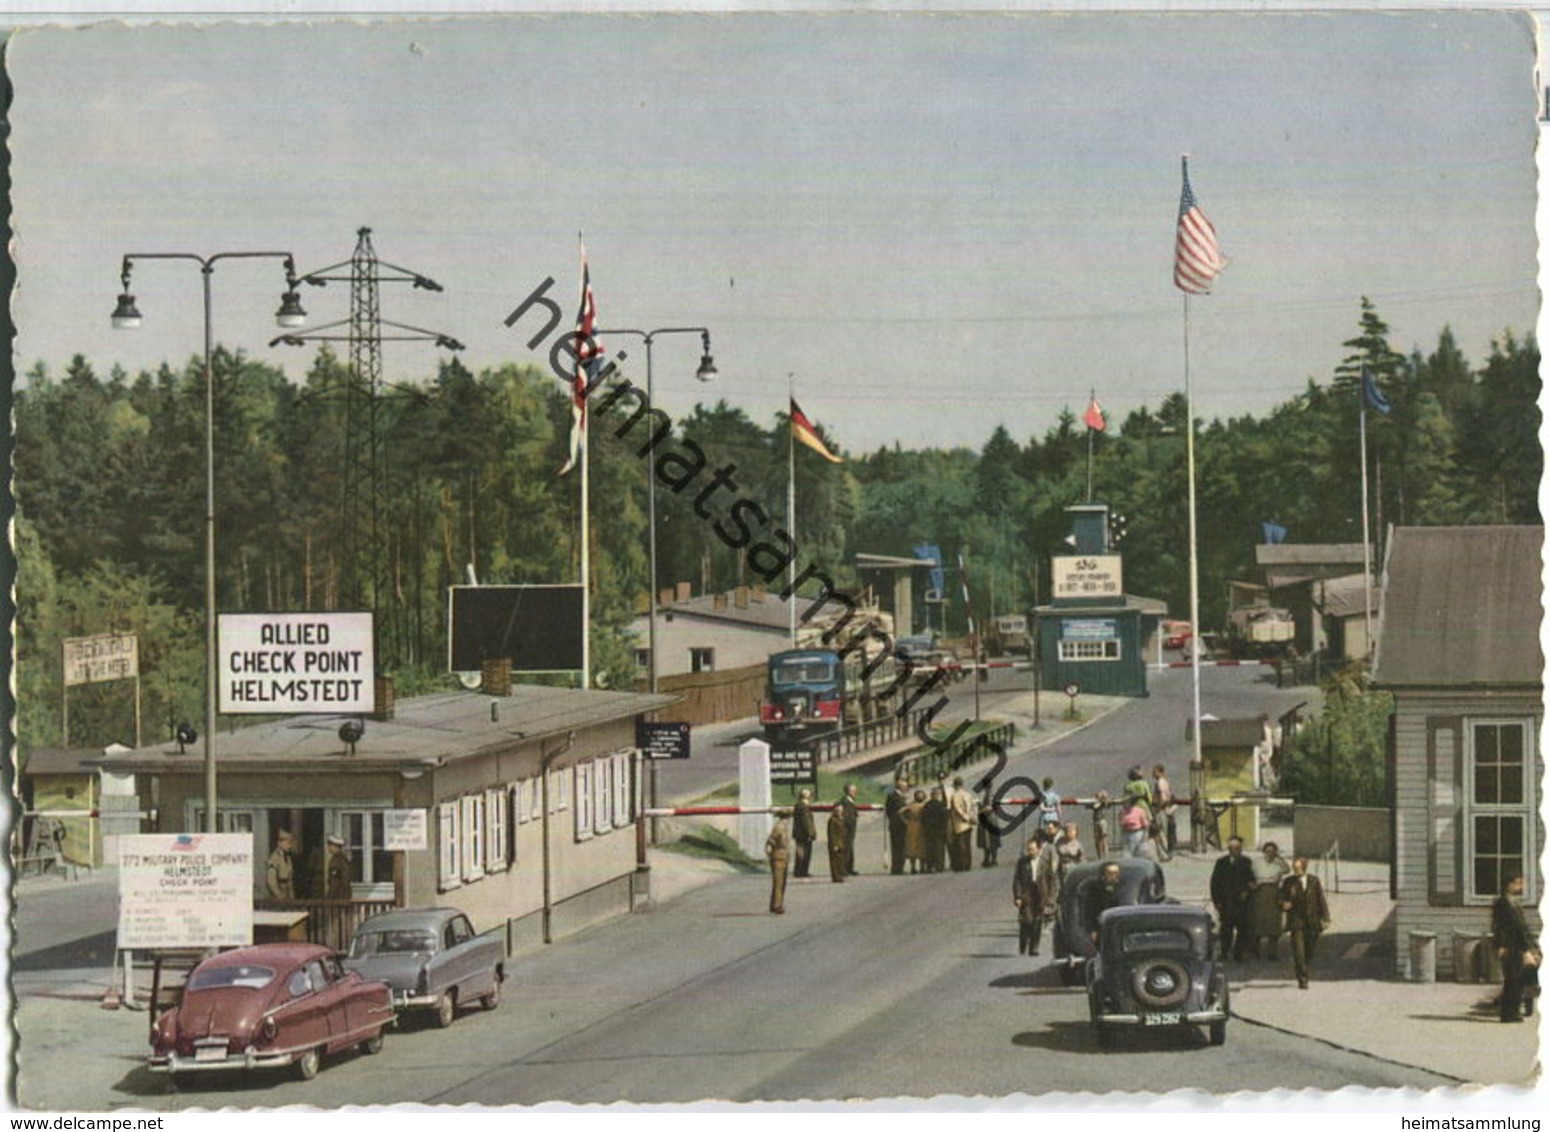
[261,1016,278,1041]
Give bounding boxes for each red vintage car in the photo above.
[149,942,394,1082]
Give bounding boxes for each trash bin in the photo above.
[1452,932,1481,983]
[1409,930,1438,983]
[1479,936,1503,985]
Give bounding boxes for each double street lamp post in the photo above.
[589,327,717,695]
[112,251,307,834]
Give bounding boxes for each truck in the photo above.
[760,647,899,747]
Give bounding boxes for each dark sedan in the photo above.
[1050,857,1168,985]
[1087,903,1230,1048]
[149,942,394,1083]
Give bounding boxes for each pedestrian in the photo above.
[325,833,352,901]
[1056,821,1086,881]
[265,829,296,901]
[1082,861,1124,946]
[826,803,848,883]
[885,777,911,875]
[765,810,792,914]
[1278,855,1330,988]
[1122,764,1153,814]
[903,789,928,874]
[1037,777,1062,828]
[837,783,860,876]
[1012,837,1045,956]
[1246,841,1290,960]
[948,776,977,872]
[977,786,1002,868]
[1119,796,1150,858]
[1035,820,1062,926]
[1088,790,1111,858]
[1210,836,1256,960]
[792,788,817,879]
[1151,764,1177,860]
[1492,873,1541,1022]
[923,786,950,874]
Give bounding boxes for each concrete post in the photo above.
[738,739,773,860]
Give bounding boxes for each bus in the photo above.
[760,648,897,747]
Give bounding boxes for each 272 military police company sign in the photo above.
[218,612,375,714]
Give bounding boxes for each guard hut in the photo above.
[1031,503,1157,697]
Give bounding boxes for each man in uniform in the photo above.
[325,833,352,901]
[826,803,848,883]
[1278,856,1331,989]
[765,810,792,914]
[1210,836,1255,960]
[265,829,296,901]
[792,788,817,879]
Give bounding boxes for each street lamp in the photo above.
[589,327,717,695]
[112,251,305,834]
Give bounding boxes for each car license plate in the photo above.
[1143,1013,1181,1026]
[194,1044,227,1063]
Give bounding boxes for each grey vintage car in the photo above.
[343,907,504,1027]
[1051,857,1169,985]
[1086,903,1229,1048]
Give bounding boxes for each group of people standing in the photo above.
[1209,836,1330,987]
[764,784,862,913]
[1116,764,1177,861]
[883,775,995,876]
[264,828,352,903]
[1011,818,1087,955]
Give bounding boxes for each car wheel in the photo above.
[481,974,502,1011]
[1208,1020,1227,1046]
[295,1047,322,1081]
[435,989,456,1029]
[359,1031,384,1056]
[1130,958,1191,1009]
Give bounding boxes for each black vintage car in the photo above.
[1051,857,1168,985]
[1086,903,1230,1048]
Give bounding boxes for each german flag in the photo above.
[790,398,842,464]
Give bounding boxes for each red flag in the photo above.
[559,240,601,476]
[1084,393,1106,433]
[791,398,842,463]
[1173,156,1226,295]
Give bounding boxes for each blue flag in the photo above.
[1261,522,1287,545]
[1360,368,1391,414]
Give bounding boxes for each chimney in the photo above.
[658,587,675,609]
[676,581,692,602]
[735,586,750,609]
[714,592,728,610]
[750,586,765,603]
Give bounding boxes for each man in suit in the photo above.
[948,776,977,872]
[1493,873,1540,1022]
[826,803,848,883]
[765,810,792,914]
[885,778,911,875]
[1278,855,1331,989]
[1210,836,1256,960]
[792,788,817,878]
[1011,837,1044,956]
[837,783,860,875]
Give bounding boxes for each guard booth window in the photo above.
[1058,639,1121,662]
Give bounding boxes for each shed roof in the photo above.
[1313,572,1380,620]
[1372,526,1543,689]
[20,748,103,776]
[643,591,820,633]
[93,685,679,774]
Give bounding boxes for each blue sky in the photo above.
[8,8,1540,450]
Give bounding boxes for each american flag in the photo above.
[1083,392,1106,433]
[559,240,602,476]
[1173,157,1226,295]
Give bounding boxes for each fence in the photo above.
[255,896,398,951]
[895,721,1018,785]
[807,706,933,765]
[651,662,766,726]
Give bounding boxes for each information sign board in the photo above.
[116,833,253,949]
[637,720,691,760]
[217,612,375,714]
[769,747,817,786]
[382,809,428,851]
[1052,555,1124,600]
[63,633,138,687]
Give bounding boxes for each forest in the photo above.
[12,298,1541,753]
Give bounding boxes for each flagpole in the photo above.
[1184,293,1205,853]
[1359,395,1373,656]
[788,374,797,645]
[1086,387,1096,502]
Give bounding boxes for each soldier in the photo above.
[765,810,792,914]
[325,833,352,901]
[265,829,296,901]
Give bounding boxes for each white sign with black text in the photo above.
[116,832,253,949]
[218,612,375,714]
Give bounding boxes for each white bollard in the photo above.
[738,738,774,860]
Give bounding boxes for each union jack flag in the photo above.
[559,240,602,476]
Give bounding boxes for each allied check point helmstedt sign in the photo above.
[218,612,375,714]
